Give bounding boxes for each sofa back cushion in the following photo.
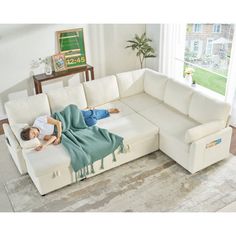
[47,84,87,113]
[5,93,51,126]
[164,79,193,115]
[144,69,169,100]
[116,69,145,98]
[189,92,231,124]
[83,75,119,107]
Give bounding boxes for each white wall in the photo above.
[0,24,146,118]
[102,24,145,74]
[146,24,160,70]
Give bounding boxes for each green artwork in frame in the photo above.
[56,28,87,68]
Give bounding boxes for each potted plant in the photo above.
[184,67,195,85]
[125,33,156,68]
[192,79,196,87]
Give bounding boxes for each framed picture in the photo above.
[52,53,67,72]
[56,28,87,69]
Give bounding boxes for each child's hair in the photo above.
[20,127,32,141]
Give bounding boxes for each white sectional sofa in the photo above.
[3,68,232,195]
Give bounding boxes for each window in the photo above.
[192,40,199,52]
[213,24,221,33]
[206,38,213,55]
[184,24,234,95]
[190,40,202,58]
[193,24,202,33]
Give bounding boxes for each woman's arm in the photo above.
[35,135,57,151]
[47,117,62,141]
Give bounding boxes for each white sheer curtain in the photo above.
[159,24,186,79]
[225,27,236,127]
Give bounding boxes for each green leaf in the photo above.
[140,32,146,41]
[144,55,156,58]
[127,40,138,44]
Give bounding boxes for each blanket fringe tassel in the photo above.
[112,152,116,162]
[100,158,104,169]
[86,165,89,175]
[91,163,95,174]
[75,172,78,182]
[80,169,83,178]
[118,143,130,154]
[74,142,129,182]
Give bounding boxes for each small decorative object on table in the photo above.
[184,67,195,85]
[44,56,53,75]
[52,53,67,72]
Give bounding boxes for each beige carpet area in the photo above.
[3,151,236,212]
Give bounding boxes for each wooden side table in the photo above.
[33,64,94,94]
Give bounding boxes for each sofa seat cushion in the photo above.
[139,103,199,152]
[139,103,199,137]
[25,113,159,177]
[24,145,70,177]
[95,101,135,125]
[97,113,159,145]
[120,93,162,112]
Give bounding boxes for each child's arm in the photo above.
[47,117,62,143]
[35,135,57,151]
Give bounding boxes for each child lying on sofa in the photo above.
[20,107,120,151]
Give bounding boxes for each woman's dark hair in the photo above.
[20,127,32,141]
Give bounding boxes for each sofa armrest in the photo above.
[188,127,232,173]
[3,123,20,150]
[185,120,226,144]
[11,123,40,149]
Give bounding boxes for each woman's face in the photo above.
[29,128,39,139]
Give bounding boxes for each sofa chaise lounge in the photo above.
[3,68,232,195]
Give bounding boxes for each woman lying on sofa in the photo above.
[20,107,120,151]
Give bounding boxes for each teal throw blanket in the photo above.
[53,104,124,179]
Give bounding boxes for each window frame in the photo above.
[213,24,221,33]
[192,40,200,52]
[192,24,202,33]
[206,37,213,55]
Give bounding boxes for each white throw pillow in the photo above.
[5,93,51,126]
[188,92,231,124]
[116,69,145,98]
[144,69,169,101]
[164,79,193,115]
[83,75,119,106]
[11,123,40,149]
[184,120,225,144]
